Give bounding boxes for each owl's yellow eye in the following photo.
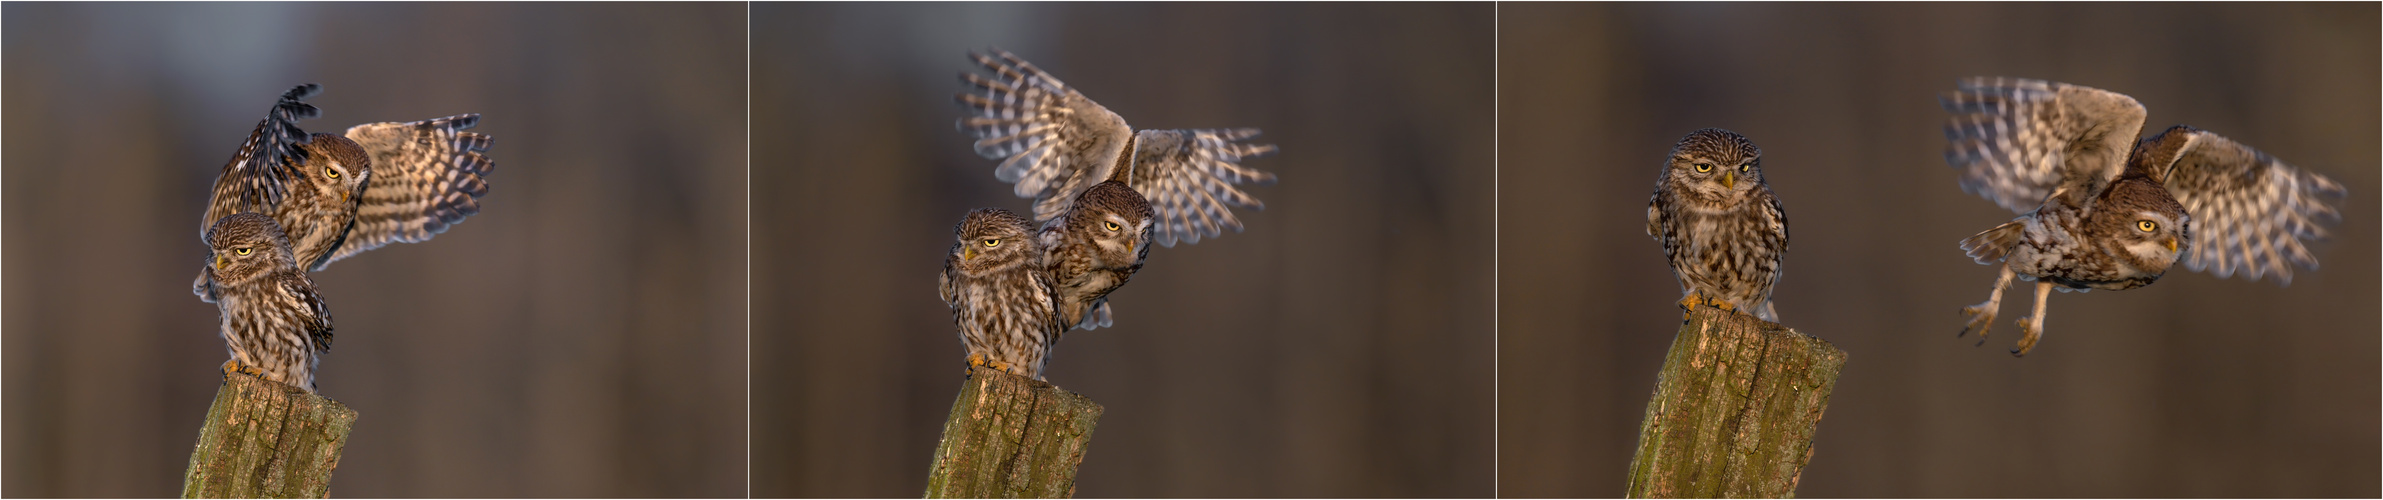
[1738,164,1751,172]
[982,239,1000,248]
[325,166,339,179]
[1693,163,1713,173]
[234,248,252,256]
[1103,221,1121,231]
[2137,220,2157,232]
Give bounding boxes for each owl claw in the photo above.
[2011,316,2043,357]
[1959,302,1997,344]
[221,359,260,376]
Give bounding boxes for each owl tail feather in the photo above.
[1961,221,2025,265]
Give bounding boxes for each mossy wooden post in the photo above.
[1625,306,1847,498]
[924,365,1103,498]
[182,370,358,498]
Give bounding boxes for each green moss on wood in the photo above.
[924,366,1103,498]
[1626,305,1846,498]
[182,370,357,498]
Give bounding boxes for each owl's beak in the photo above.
[2164,238,2178,254]
[1722,172,1736,190]
[963,247,977,260]
[215,255,228,270]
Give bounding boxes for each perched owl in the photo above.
[195,83,495,302]
[1647,128,1790,322]
[956,49,1276,329]
[938,208,1066,380]
[1941,77,2345,356]
[204,213,334,391]
[1038,181,1155,330]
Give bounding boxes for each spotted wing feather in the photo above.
[955,49,1135,223]
[1941,77,2146,213]
[2150,128,2345,284]
[207,84,322,228]
[1125,129,1278,247]
[323,114,494,267]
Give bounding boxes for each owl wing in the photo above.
[956,49,1136,223]
[277,271,334,352]
[2147,127,2346,284]
[320,114,494,268]
[205,84,323,230]
[1123,129,1279,247]
[1941,77,2147,213]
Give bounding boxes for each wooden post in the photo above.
[924,365,1104,498]
[182,370,358,498]
[1625,306,1847,498]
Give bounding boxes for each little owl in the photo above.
[955,49,1272,331]
[195,83,495,302]
[1941,77,2345,356]
[204,213,334,391]
[938,208,1066,380]
[1647,128,1790,322]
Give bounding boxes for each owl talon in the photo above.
[1958,303,1997,343]
[2011,317,2043,357]
[221,359,261,376]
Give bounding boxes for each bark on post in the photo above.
[924,365,1104,498]
[1626,305,1847,498]
[182,370,358,498]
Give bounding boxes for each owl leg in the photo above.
[2011,281,2054,357]
[1677,292,1709,320]
[965,352,990,375]
[1959,263,2016,344]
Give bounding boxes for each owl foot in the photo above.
[1958,301,1998,346]
[965,353,989,374]
[1677,293,1724,319]
[985,359,1014,374]
[221,359,261,376]
[2011,316,2044,357]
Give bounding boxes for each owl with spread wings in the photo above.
[194,83,494,302]
[954,50,1276,331]
[1941,77,2345,356]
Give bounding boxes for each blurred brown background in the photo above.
[1500,2,2377,497]
[751,3,1494,497]
[3,3,745,497]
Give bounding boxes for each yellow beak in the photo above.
[215,255,228,270]
[963,247,977,260]
[1722,172,1736,190]
[2165,238,2178,254]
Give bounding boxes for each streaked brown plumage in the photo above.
[938,208,1065,380]
[1647,128,1790,322]
[1943,77,2345,356]
[194,84,494,302]
[204,213,334,391]
[1038,181,1154,330]
[953,49,1277,331]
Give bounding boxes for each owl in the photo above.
[1037,181,1155,330]
[956,49,1276,330]
[195,83,495,302]
[938,208,1066,380]
[203,213,334,391]
[1647,128,1790,322]
[1941,77,2346,356]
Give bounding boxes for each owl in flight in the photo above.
[939,208,1066,380]
[955,49,1275,331]
[1647,128,1790,322]
[1941,77,2345,356]
[203,213,334,391]
[194,83,494,302]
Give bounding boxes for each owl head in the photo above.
[1662,128,1766,203]
[949,208,1037,276]
[300,133,372,208]
[2096,177,2191,275]
[1073,181,1155,261]
[206,212,298,286]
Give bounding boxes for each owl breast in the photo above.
[2004,207,2160,291]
